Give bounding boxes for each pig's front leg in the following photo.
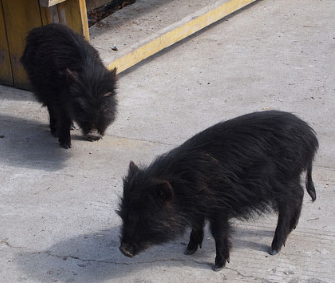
[47,104,58,137]
[57,112,72,149]
[210,215,231,271]
[184,217,205,255]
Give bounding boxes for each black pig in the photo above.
[118,110,318,271]
[21,23,117,149]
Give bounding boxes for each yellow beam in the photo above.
[108,0,258,73]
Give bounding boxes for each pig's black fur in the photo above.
[118,110,318,271]
[21,23,117,148]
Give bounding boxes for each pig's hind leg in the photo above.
[184,217,205,255]
[270,180,303,255]
[47,105,58,137]
[288,182,304,232]
[210,214,231,271]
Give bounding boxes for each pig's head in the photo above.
[66,67,117,140]
[117,161,187,258]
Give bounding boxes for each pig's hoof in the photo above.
[119,246,134,258]
[59,141,71,149]
[86,131,102,142]
[269,249,278,256]
[213,256,228,271]
[212,264,224,272]
[50,129,58,138]
[184,247,197,255]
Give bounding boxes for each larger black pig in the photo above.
[118,110,318,271]
[21,23,117,149]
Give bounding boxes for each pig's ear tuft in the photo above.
[110,67,118,79]
[65,68,78,84]
[128,161,139,174]
[155,180,174,203]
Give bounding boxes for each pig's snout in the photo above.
[119,243,134,258]
[86,129,102,141]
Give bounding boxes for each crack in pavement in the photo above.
[44,250,208,267]
[1,238,207,268]
[226,267,251,278]
[0,238,28,250]
[112,134,177,147]
[226,267,273,282]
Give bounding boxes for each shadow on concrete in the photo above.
[15,225,274,282]
[0,113,72,172]
[15,227,210,283]
[232,226,274,254]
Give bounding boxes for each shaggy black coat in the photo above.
[21,23,117,148]
[118,110,318,271]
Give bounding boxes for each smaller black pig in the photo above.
[21,23,117,149]
[118,110,318,271]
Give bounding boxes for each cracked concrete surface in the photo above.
[1,0,335,282]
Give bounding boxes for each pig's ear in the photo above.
[155,180,174,203]
[65,68,78,84]
[110,67,117,78]
[128,161,139,175]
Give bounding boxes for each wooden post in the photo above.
[0,0,90,89]
[57,0,89,40]
[1,0,42,89]
[0,0,13,86]
[40,5,60,25]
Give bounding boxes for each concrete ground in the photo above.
[89,0,233,66]
[1,0,334,282]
